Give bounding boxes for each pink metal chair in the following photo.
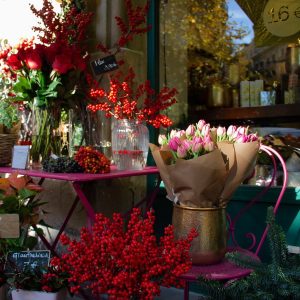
[180,145,288,300]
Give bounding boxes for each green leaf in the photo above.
[18,188,37,200]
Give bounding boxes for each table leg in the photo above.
[33,195,80,256]
[72,181,96,229]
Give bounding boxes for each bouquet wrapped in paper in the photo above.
[150,120,259,208]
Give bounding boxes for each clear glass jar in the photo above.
[111,119,149,170]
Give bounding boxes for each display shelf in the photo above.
[189,103,300,125]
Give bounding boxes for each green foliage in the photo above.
[0,99,19,129]
[197,207,300,300]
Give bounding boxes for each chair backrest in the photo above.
[227,145,288,257]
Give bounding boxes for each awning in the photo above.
[236,0,300,47]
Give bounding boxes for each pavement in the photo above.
[67,287,202,299]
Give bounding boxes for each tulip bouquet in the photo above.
[150,119,260,208]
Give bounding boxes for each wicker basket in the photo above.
[0,133,18,166]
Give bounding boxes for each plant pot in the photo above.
[111,119,149,170]
[172,204,227,265]
[11,288,67,300]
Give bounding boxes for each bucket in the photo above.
[172,205,227,265]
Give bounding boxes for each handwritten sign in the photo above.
[263,0,300,37]
[90,54,118,76]
[5,250,50,273]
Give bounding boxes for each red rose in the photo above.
[24,49,42,70]
[6,54,22,70]
[52,53,73,74]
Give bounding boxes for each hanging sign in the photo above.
[90,54,119,76]
[263,0,300,37]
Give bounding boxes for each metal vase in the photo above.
[172,205,227,265]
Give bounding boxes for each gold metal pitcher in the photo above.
[172,205,227,265]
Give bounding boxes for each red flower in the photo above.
[24,49,42,70]
[6,54,22,70]
[52,53,73,74]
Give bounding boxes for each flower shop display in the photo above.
[8,264,68,300]
[0,0,93,163]
[150,120,259,264]
[54,207,197,299]
[88,68,177,170]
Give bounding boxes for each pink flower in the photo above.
[191,140,202,153]
[236,134,248,143]
[186,124,196,137]
[217,126,226,140]
[158,134,168,145]
[201,124,211,137]
[196,119,206,131]
[168,136,181,151]
[227,125,236,137]
[170,130,178,138]
[203,136,215,152]
[248,133,258,142]
[237,126,248,136]
[177,144,188,158]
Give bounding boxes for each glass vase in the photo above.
[31,105,61,165]
[111,119,149,170]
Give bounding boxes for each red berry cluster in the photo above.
[30,0,93,45]
[55,208,197,299]
[74,146,110,174]
[88,68,177,128]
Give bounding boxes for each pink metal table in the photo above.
[0,166,160,256]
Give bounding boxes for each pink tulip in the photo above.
[204,140,215,152]
[236,134,248,143]
[217,126,226,140]
[237,126,248,136]
[168,136,181,151]
[248,133,258,142]
[191,140,202,153]
[186,124,196,137]
[196,119,206,131]
[158,134,167,145]
[170,130,178,138]
[227,125,236,137]
[201,124,210,136]
[177,144,188,158]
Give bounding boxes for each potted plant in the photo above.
[0,172,45,252]
[54,207,197,299]
[7,263,69,300]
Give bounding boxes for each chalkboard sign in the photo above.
[5,250,50,273]
[90,54,118,76]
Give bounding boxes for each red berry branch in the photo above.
[55,208,197,299]
[88,68,177,128]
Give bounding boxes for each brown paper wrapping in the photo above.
[218,141,259,207]
[150,144,228,208]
